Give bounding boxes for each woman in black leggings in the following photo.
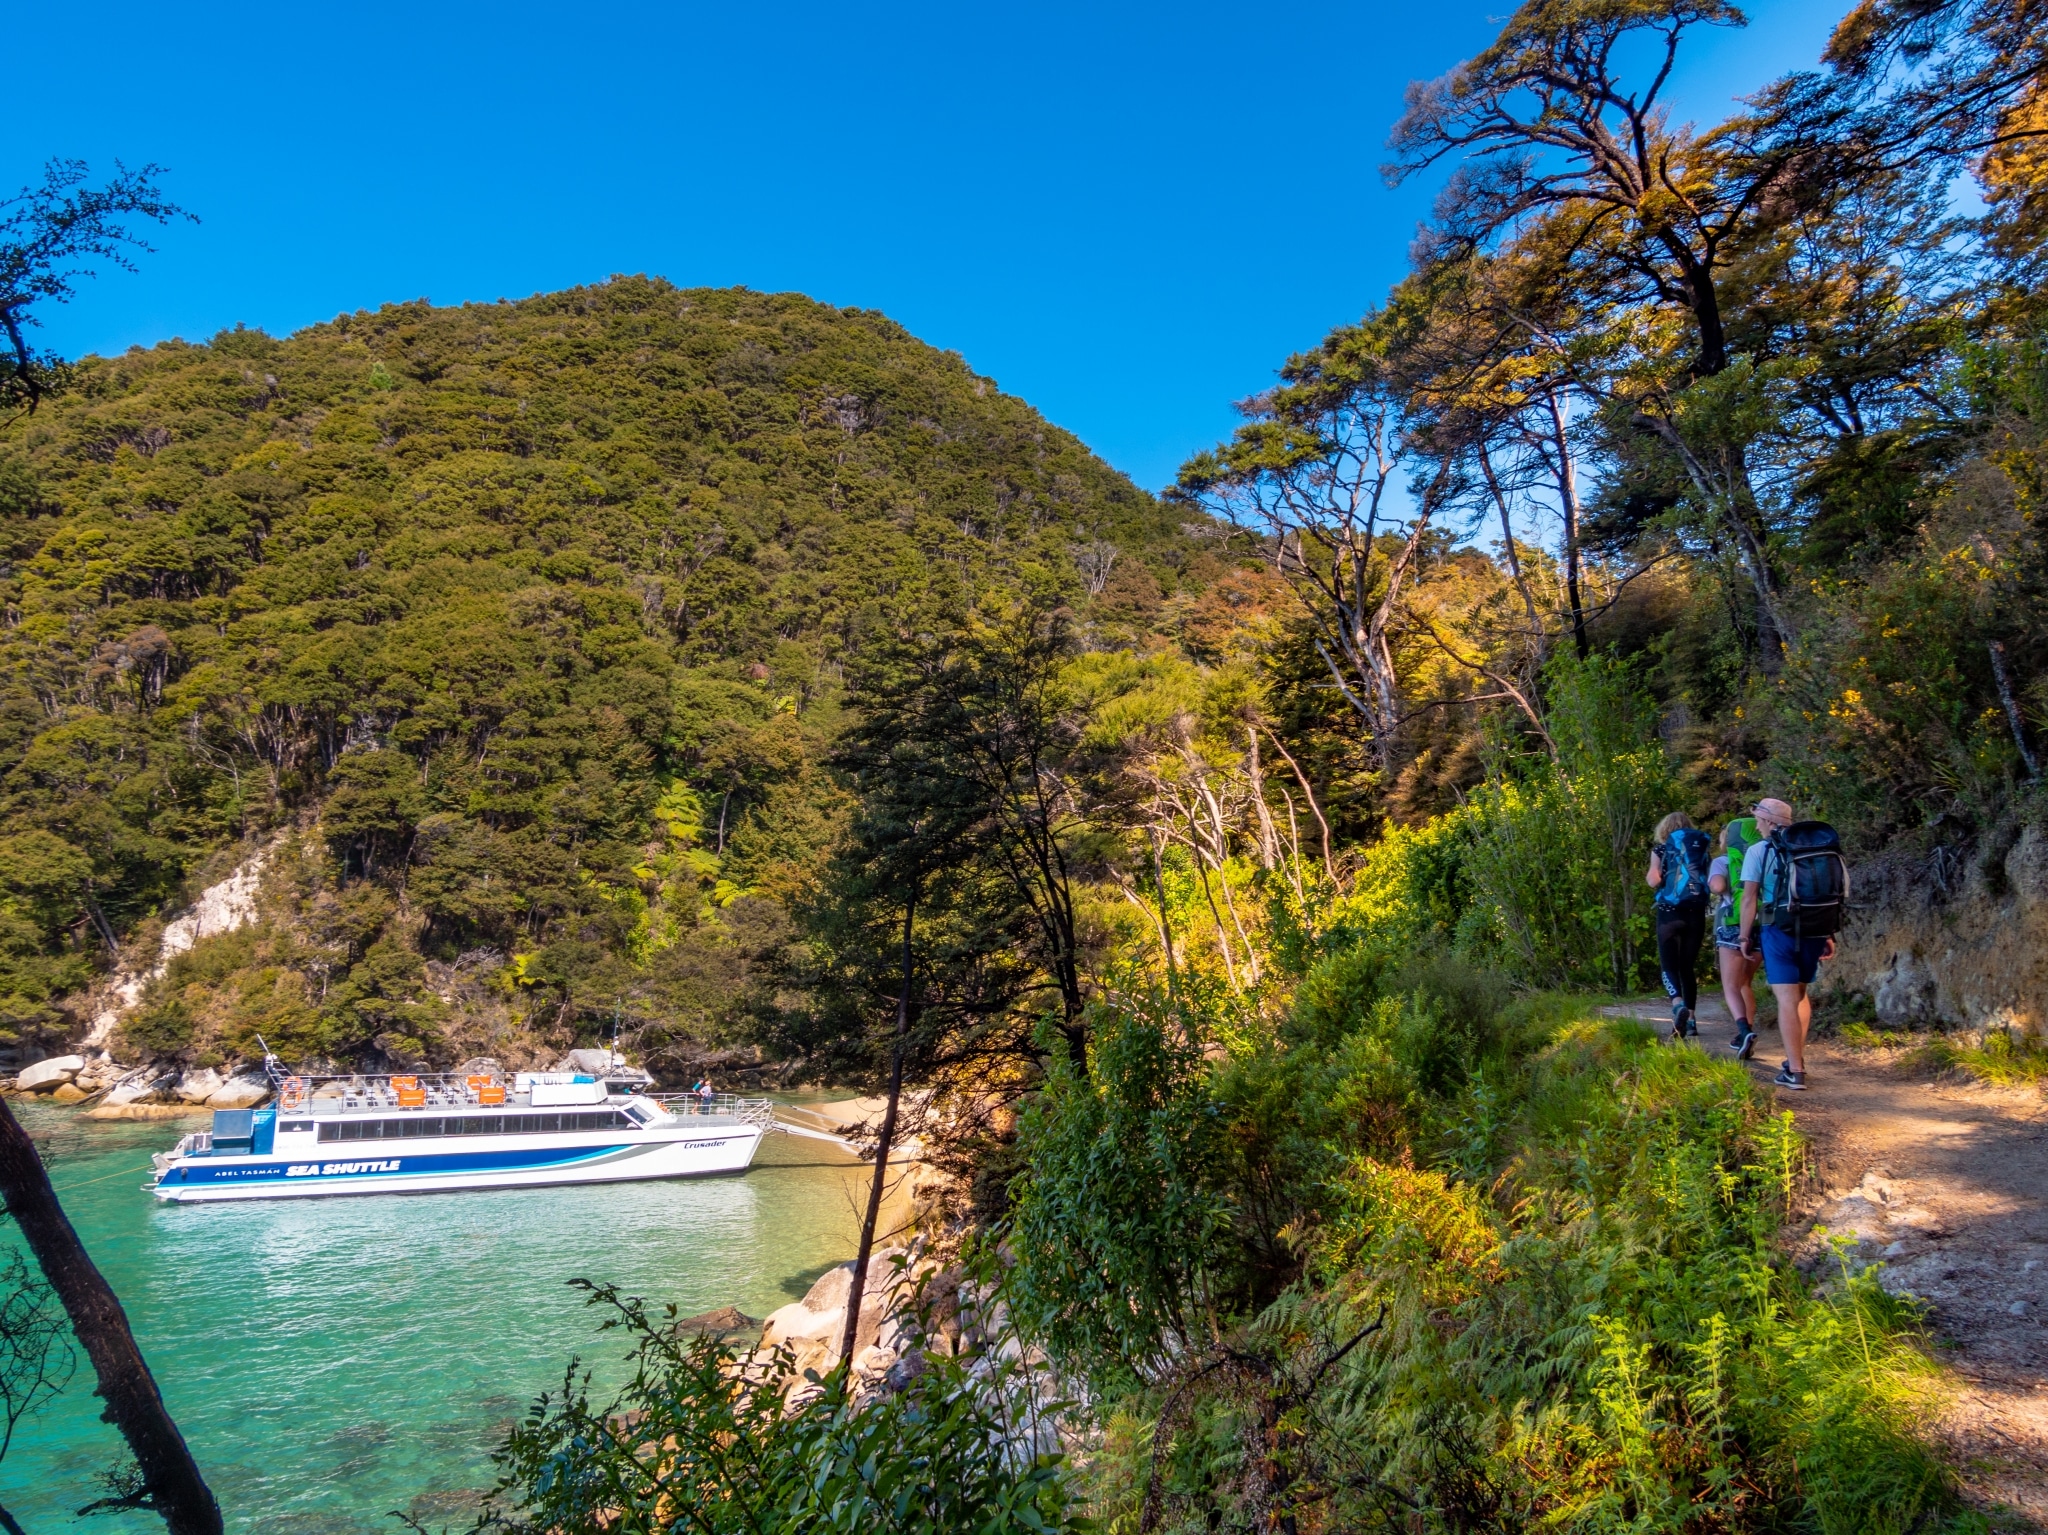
[1646,811,1709,1039]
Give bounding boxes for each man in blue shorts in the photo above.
[1737,797,1835,1091]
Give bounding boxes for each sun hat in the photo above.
[1753,797,1794,824]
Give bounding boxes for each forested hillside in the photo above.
[0,279,1204,1070]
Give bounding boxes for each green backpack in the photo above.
[1718,817,1760,927]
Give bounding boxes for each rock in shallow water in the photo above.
[673,1306,760,1338]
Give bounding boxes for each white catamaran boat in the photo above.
[148,1065,770,1203]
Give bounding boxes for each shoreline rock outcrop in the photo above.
[14,1055,86,1093]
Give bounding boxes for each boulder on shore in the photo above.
[206,1075,272,1109]
[175,1068,226,1104]
[760,1300,845,1350]
[89,1103,201,1121]
[50,1083,89,1103]
[15,1056,85,1093]
[799,1262,856,1315]
[105,1077,166,1106]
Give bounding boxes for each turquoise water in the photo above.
[1,1100,875,1533]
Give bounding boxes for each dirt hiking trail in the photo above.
[1607,995,2048,1528]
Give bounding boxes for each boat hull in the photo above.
[150,1124,764,1202]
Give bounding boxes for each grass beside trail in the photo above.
[1839,1020,2048,1088]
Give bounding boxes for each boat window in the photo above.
[280,1120,312,1133]
[315,1108,633,1142]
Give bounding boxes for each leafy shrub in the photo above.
[1462,652,1682,992]
[117,998,196,1060]
[464,1282,1073,1535]
[1283,944,1392,1049]
[1007,993,1231,1383]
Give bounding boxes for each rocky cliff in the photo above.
[1824,823,2048,1035]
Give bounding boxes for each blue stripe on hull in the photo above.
[156,1141,723,1189]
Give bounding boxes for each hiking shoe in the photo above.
[1679,1007,1698,1039]
[1732,1029,1757,1061]
[1772,1064,1807,1091]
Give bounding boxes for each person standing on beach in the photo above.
[1737,797,1839,1091]
[1711,817,1763,1060]
[1646,812,1712,1039]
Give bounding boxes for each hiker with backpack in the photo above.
[1737,797,1849,1091]
[1711,815,1764,1060]
[1645,811,1712,1040]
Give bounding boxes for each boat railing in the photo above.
[654,1092,774,1127]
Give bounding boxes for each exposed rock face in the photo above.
[757,1251,913,1389]
[88,1103,199,1121]
[83,839,277,1051]
[1873,952,1942,1027]
[761,1297,845,1349]
[50,1083,88,1103]
[1825,825,2048,1034]
[105,1076,169,1106]
[205,1075,273,1109]
[174,1068,226,1104]
[15,1055,85,1092]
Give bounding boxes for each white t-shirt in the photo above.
[1740,839,1771,885]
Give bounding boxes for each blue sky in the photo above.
[11,0,1842,492]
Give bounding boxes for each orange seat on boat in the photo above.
[477,1084,505,1105]
[395,1086,426,1108]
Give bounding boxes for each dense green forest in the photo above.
[0,281,1212,1069]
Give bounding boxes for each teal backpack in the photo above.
[1656,827,1712,907]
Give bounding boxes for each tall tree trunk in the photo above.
[840,894,916,1367]
[1478,444,1544,644]
[1148,828,1182,999]
[1990,640,2040,779]
[1545,394,1591,660]
[1662,234,1730,378]
[0,1101,222,1535]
